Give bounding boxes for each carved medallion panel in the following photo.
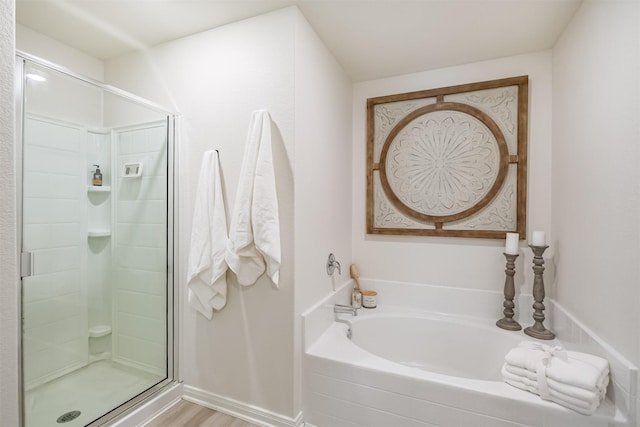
[367,76,528,238]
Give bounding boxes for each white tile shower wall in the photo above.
[87,131,113,331]
[87,130,111,187]
[112,123,167,375]
[22,116,88,389]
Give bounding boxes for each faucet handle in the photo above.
[326,253,342,276]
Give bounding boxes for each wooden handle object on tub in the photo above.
[350,264,362,290]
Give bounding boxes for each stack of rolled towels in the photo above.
[502,341,609,415]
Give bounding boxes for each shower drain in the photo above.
[56,410,81,423]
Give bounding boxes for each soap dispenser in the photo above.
[92,165,103,186]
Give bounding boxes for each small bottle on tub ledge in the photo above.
[352,289,362,308]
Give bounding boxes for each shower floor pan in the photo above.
[24,360,163,427]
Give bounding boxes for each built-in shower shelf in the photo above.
[88,230,111,238]
[87,185,111,193]
[88,325,112,338]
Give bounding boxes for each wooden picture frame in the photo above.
[366,76,528,239]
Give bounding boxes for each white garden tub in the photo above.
[303,282,628,427]
[348,312,522,381]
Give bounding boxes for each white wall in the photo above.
[16,24,104,82]
[105,6,352,421]
[292,9,353,414]
[552,0,640,381]
[105,7,298,419]
[293,8,353,313]
[352,52,553,298]
[0,0,19,424]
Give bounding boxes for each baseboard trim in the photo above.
[182,385,303,427]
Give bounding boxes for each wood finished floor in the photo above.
[144,399,262,427]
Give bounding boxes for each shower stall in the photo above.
[16,54,177,426]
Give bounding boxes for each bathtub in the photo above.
[303,281,630,427]
[348,311,523,382]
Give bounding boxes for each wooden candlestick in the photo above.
[524,245,555,340]
[496,253,522,331]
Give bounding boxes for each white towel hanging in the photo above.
[187,150,228,319]
[226,110,281,287]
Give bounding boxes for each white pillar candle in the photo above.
[531,231,546,246]
[505,233,519,255]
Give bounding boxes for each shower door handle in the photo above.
[20,251,33,278]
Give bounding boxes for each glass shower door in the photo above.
[20,59,173,427]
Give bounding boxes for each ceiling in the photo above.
[16,0,582,82]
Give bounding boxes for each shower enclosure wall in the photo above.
[17,55,177,427]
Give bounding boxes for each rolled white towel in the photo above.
[503,364,603,407]
[503,363,607,401]
[505,341,609,393]
[502,365,601,415]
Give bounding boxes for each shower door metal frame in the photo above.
[15,51,180,427]
[15,52,26,427]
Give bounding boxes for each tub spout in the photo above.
[333,304,356,339]
[334,304,358,316]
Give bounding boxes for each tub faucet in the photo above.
[334,304,358,316]
[334,304,357,339]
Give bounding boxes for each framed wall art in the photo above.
[366,76,528,238]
